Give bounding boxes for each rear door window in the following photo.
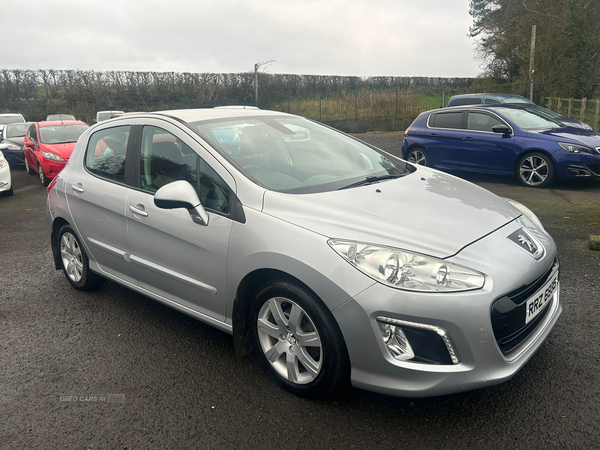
[85,126,131,183]
[429,111,464,129]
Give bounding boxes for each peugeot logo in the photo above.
[518,234,536,253]
[508,228,545,260]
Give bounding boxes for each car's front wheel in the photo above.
[517,152,554,188]
[38,164,50,186]
[406,147,429,166]
[24,158,34,175]
[251,279,349,398]
[58,225,105,291]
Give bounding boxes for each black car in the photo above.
[0,122,31,165]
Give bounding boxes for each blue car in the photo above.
[402,104,600,187]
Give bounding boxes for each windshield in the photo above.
[502,97,532,104]
[526,105,561,119]
[39,124,89,144]
[6,123,30,138]
[46,114,76,121]
[192,116,410,194]
[97,111,123,121]
[0,115,24,125]
[498,108,563,130]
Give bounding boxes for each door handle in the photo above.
[129,205,149,217]
[71,183,84,193]
[462,137,474,141]
[429,133,438,137]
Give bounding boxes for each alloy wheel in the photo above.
[60,232,84,283]
[256,297,323,384]
[519,155,548,186]
[408,149,427,165]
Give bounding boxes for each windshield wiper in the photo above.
[338,173,403,190]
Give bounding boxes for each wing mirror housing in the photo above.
[154,180,209,226]
[492,124,512,134]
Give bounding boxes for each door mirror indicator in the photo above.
[492,124,512,134]
[154,180,209,226]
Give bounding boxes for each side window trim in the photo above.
[427,110,466,131]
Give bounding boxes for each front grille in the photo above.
[491,258,559,355]
[588,165,600,176]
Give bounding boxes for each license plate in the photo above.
[525,271,559,324]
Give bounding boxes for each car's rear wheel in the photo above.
[58,225,105,291]
[406,147,429,166]
[38,164,50,186]
[24,158,34,175]
[251,279,349,398]
[517,152,554,188]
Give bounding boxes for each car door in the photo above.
[125,120,234,322]
[66,124,137,284]
[23,124,39,169]
[459,111,516,174]
[425,110,465,168]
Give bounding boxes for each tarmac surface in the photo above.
[1,133,599,449]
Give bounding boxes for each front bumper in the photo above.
[40,158,67,178]
[332,216,561,397]
[0,162,11,193]
[556,152,600,179]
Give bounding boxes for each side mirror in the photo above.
[24,140,35,147]
[92,119,98,124]
[154,180,209,226]
[492,124,512,134]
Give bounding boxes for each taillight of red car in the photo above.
[47,175,59,194]
[404,128,411,138]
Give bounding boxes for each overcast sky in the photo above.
[2,0,480,77]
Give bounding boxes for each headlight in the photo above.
[558,142,596,154]
[0,143,20,151]
[42,151,65,162]
[0,154,7,169]
[328,240,485,292]
[504,198,545,231]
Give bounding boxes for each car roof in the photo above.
[449,93,529,100]
[37,120,88,127]
[143,108,295,123]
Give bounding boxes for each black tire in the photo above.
[2,186,14,197]
[24,158,35,175]
[58,225,105,291]
[517,152,555,188]
[406,147,430,166]
[251,278,350,398]
[38,164,50,186]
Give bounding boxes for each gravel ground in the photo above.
[1,136,599,449]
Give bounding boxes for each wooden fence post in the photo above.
[557,98,562,115]
[547,97,552,109]
[594,99,600,131]
[580,98,587,122]
[568,98,573,118]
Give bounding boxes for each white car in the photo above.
[0,150,13,196]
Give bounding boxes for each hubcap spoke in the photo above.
[296,331,321,347]
[257,318,282,339]
[265,341,286,363]
[286,352,299,383]
[268,299,288,329]
[287,304,302,333]
[298,349,320,378]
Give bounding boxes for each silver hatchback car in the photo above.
[46,108,561,398]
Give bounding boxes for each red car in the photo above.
[23,121,89,185]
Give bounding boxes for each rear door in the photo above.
[125,119,234,322]
[425,110,465,168]
[66,124,137,284]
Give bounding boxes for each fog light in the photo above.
[377,322,415,361]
